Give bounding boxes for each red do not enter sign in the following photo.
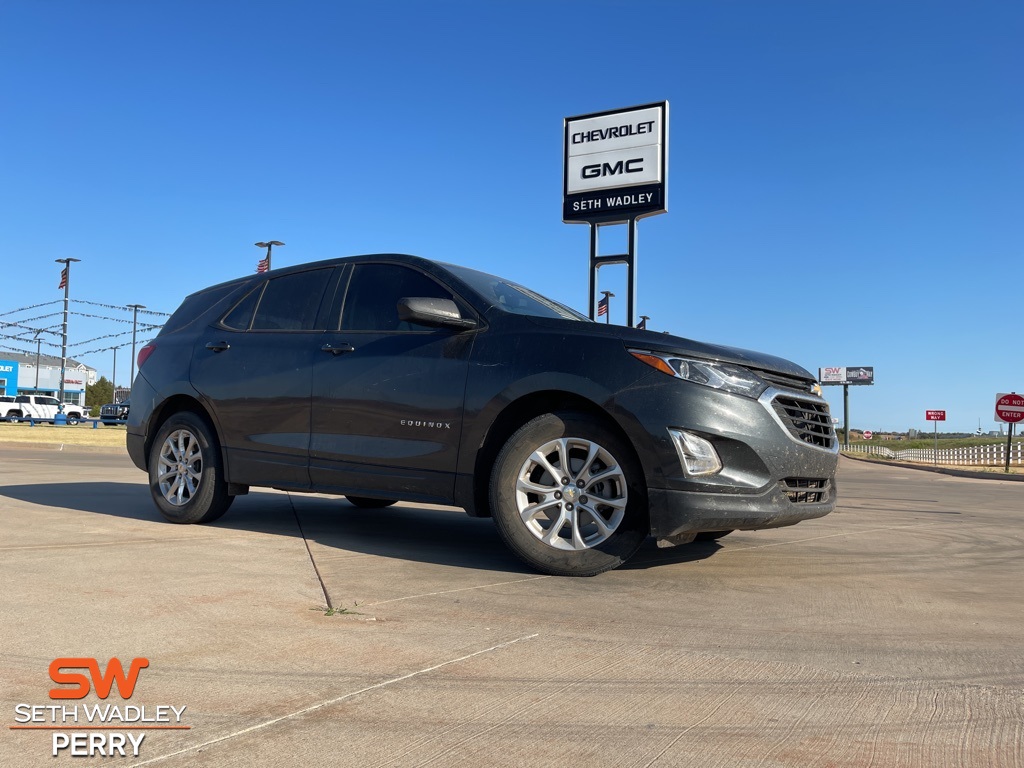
[995,393,1024,424]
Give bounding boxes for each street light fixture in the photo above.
[255,240,285,272]
[54,258,81,408]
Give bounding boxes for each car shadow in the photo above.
[0,481,720,575]
[623,538,723,569]
[0,482,527,574]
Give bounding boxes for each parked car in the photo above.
[2,394,90,425]
[127,254,838,576]
[99,399,131,424]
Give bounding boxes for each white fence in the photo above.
[843,442,1024,466]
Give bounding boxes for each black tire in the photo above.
[148,411,233,524]
[489,412,647,577]
[67,414,81,426]
[345,496,397,509]
[695,530,733,541]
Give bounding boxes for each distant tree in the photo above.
[86,376,113,414]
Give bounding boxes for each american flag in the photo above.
[597,295,609,317]
[256,257,270,274]
[58,267,68,290]
[636,316,647,330]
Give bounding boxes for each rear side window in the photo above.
[162,282,244,336]
[251,269,332,331]
[222,285,263,330]
[341,264,456,332]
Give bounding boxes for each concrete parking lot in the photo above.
[1,446,1021,767]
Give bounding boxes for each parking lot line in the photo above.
[124,634,540,768]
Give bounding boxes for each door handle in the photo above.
[321,343,355,356]
[205,341,230,352]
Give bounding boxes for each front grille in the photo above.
[782,478,829,503]
[755,370,815,393]
[771,395,835,449]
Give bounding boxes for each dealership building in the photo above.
[0,351,98,405]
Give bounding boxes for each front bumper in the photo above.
[613,378,839,537]
[648,477,836,538]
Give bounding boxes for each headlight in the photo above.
[629,349,768,399]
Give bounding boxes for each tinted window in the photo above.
[443,264,590,321]
[41,397,60,406]
[251,269,332,331]
[341,264,456,332]
[222,284,263,330]
[162,282,242,335]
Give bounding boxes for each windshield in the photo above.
[444,264,591,322]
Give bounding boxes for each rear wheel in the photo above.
[148,411,233,524]
[345,496,397,509]
[490,412,647,577]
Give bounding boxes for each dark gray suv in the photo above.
[127,254,838,576]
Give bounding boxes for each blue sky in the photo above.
[1,1,1020,433]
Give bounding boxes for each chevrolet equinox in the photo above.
[127,254,838,576]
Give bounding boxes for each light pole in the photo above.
[127,304,146,391]
[54,258,81,407]
[33,330,43,393]
[111,346,118,396]
[255,240,284,272]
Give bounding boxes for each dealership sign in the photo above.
[563,102,668,223]
[819,366,874,386]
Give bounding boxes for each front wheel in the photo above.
[67,415,81,426]
[490,412,647,577]
[148,411,233,524]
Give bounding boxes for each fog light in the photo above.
[668,429,722,477]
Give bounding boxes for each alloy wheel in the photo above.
[514,437,627,550]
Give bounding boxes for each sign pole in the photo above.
[843,384,850,447]
[934,420,938,465]
[1007,421,1014,474]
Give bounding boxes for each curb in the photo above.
[841,453,1024,482]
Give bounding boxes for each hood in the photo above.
[526,317,815,382]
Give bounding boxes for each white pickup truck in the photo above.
[0,395,91,425]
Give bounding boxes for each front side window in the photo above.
[443,264,590,321]
[341,264,458,332]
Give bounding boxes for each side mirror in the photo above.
[397,297,478,331]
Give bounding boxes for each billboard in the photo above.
[819,366,874,386]
[563,102,668,223]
